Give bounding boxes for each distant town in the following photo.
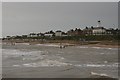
[2,21,120,42]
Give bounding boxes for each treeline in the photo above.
[52,35,120,41]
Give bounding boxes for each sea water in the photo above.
[2,43,118,78]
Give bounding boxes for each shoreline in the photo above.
[2,40,119,48]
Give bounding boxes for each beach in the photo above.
[2,39,120,48]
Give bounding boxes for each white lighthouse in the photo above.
[92,20,106,35]
[97,20,101,27]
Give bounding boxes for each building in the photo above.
[67,29,74,36]
[106,28,115,35]
[44,33,53,37]
[62,32,68,36]
[67,28,82,36]
[55,30,62,36]
[44,30,55,37]
[28,33,38,37]
[92,21,106,35]
[92,27,106,35]
[37,33,44,37]
[115,28,120,35]
[74,28,82,36]
[82,27,93,35]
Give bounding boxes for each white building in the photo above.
[92,20,106,35]
[92,27,106,35]
[55,30,62,36]
[37,33,44,37]
[28,33,38,37]
[44,33,53,37]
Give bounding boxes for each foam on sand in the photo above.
[90,72,109,78]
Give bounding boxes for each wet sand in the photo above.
[2,39,119,48]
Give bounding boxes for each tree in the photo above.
[49,30,54,34]
[85,26,88,29]
[91,26,94,29]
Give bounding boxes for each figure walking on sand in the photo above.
[59,43,66,49]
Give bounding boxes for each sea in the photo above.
[1,42,118,78]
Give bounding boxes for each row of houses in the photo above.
[27,26,119,38]
[26,21,119,37]
[68,27,120,36]
[66,21,120,36]
[27,30,67,37]
[5,27,120,40]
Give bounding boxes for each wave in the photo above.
[2,49,44,55]
[12,61,118,67]
[12,59,72,67]
[75,63,118,67]
[76,46,117,50]
[36,44,60,47]
[76,46,89,48]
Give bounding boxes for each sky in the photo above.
[2,2,118,37]
[0,2,1,38]
[1,0,120,2]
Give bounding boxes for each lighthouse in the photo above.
[97,20,101,27]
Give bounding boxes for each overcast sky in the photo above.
[2,2,118,37]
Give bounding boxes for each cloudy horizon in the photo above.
[2,2,118,37]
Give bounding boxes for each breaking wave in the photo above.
[77,46,117,50]
[75,63,118,67]
[22,59,72,67]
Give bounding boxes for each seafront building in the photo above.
[82,27,93,36]
[28,33,38,37]
[67,28,82,36]
[55,30,62,36]
[92,27,106,35]
[92,21,106,35]
[44,33,53,37]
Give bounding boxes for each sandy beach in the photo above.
[2,39,120,48]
